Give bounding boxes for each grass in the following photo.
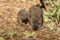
[43,0,60,23]
[5,31,16,36]
[43,0,60,30]
[25,32,34,38]
[0,37,4,40]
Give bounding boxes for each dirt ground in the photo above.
[0,0,60,40]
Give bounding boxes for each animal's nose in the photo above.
[32,26,39,31]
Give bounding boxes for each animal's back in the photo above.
[28,6,43,30]
[17,9,28,24]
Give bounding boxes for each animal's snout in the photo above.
[32,25,39,31]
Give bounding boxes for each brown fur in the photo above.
[17,5,43,30]
[17,9,28,24]
[28,6,43,30]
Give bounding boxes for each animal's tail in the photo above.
[40,0,46,9]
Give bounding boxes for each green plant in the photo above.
[43,0,60,23]
[45,0,49,3]
[0,37,4,40]
[46,22,55,30]
[6,31,16,36]
[25,32,34,38]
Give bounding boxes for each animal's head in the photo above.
[28,5,43,31]
[31,19,43,31]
